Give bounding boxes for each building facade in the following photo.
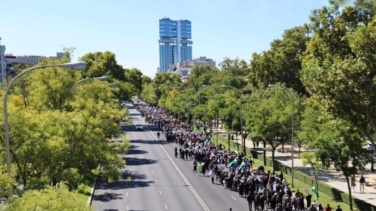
[0,40,5,83]
[0,45,64,82]
[159,18,193,72]
[169,56,216,82]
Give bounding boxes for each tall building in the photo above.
[0,38,5,83]
[159,18,193,72]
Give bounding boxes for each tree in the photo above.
[0,58,128,191]
[26,65,81,111]
[312,117,368,210]
[300,152,322,198]
[124,68,143,95]
[249,26,309,94]
[152,73,182,105]
[245,86,300,170]
[6,185,91,211]
[301,0,376,170]
[140,83,157,104]
[80,51,125,80]
[186,65,218,90]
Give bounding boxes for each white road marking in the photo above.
[231,195,237,201]
[153,134,210,211]
[126,205,129,210]
[126,192,128,197]
[155,179,158,184]
[152,170,154,174]
[164,203,168,210]
[159,190,162,195]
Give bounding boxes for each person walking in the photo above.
[335,205,342,211]
[193,160,197,172]
[246,191,254,211]
[210,169,215,184]
[359,174,366,192]
[174,147,178,158]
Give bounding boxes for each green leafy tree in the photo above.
[6,185,91,211]
[187,65,218,90]
[80,51,125,80]
[249,26,308,94]
[245,86,300,170]
[300,152,322,198]
[312,117,368,210]
[140,83,157,104]
[301,0,376,170]
[152,73,182,105]
[124,68,143,95]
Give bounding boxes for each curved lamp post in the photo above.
[3,61,87,177]
[268,84,295,187]
[71,75,108,90]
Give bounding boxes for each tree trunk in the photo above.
[345,175,354,210]
[272,148,276,171]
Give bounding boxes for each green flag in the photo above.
[238,161,245,171]
[312,185,319,200]
[227,158,238,168]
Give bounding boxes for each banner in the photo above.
[312,185,319,200]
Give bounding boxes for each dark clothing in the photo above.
[246,192,254,211]
[193,161,197,172]
[306,194,312,208]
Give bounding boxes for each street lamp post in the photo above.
[216,110,219,146]
[3,62,87,178]
[71,75,108,90]
[241,131,249,155]
[227,133,231,150]
[268,84,295,187]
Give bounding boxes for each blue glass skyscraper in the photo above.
[159,18,193,72]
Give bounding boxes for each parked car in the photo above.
[135,124,144,131]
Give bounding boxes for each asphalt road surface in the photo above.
[91,104,249,211]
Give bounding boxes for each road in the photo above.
[91,104,249,211]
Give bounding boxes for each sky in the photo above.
[1,0,354,78]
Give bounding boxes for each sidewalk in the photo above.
[211,127,376,207]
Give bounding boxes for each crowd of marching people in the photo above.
[137,103,342,211]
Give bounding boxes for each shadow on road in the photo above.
[92,192,123,202]
[126,145,148,155]
[130,139,167,145]
[124,157,158,166]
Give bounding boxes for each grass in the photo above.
[76,184,92,204]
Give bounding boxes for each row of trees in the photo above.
[0,51,148,209]
[140,1,376,210]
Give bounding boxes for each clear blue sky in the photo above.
[1,0,353,78]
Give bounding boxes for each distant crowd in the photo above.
[137,102,343,211]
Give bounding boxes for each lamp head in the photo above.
[62,61,87,70]
[97,76,108,81]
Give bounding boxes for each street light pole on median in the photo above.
[3,61,87,178]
